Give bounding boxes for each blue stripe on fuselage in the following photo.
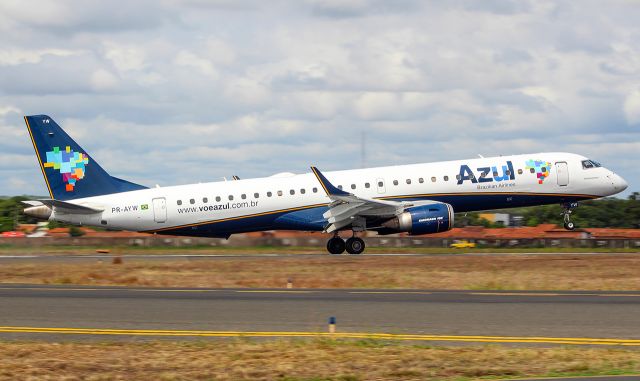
[154,192,596,237]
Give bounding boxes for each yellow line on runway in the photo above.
[1,326,639,346]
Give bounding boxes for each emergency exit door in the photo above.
[556,162,569,186]
[152,197,167,223]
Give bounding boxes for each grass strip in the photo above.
[0,339,639,381]
[1,254,639,290]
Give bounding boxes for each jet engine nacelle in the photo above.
[381,203,454,235]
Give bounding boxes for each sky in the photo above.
[1,0,639,197]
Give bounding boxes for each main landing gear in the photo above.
[326,233,366,255]
[562,202,578,231]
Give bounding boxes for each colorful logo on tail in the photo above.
[44,146,90,192]
[525,160,551,184]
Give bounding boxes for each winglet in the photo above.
[310,167,351,197]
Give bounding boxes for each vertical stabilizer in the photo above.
[24,115,147,200]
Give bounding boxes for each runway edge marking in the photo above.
[1,326,640,346]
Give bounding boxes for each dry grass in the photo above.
[1,254,640,290]
[0,340,638,381]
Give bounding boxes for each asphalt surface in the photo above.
[1,284,640,344]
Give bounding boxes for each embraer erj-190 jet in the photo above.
[22,115,628,254]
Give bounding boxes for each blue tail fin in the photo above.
[24,115,147,201]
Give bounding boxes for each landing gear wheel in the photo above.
[561,202,578,231]
[345,237,365,255]
[327,237,346,255]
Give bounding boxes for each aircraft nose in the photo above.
[611,173,628,192]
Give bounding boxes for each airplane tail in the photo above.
[24,115,147,201]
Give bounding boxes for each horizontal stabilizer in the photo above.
[37,199,103,214]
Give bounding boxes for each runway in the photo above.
[1,284,639,345]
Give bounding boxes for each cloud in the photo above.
[90,69,119,91]
[1,0,639,196]
[103,42,147,72]
[623,89,640,126]
[174,50,218,79]
[0,48,81,66]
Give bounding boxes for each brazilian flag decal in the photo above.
[141,204,149,210]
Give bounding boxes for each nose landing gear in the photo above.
[562,202,578,231]
[326,233,365,255]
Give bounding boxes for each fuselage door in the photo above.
[556,162,569,186]
[376,178,386,194]
[152,197,167,223]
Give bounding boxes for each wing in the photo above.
[310,167,414,233]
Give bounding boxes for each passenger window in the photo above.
[431,177,436,182]
[492,171,498,177]
[254,193,259,198]
[338,185,343,190]
[312,187,318,193]
[406,179,411,185]
[456,175,461,181]
[241,194,246,200]
[506,170,511,176]
[215,196,221,202]
[203,197,208,203]
[419,178,424,183]
[228,195,234,201]
[267,191,272,197]
[393,180,399,186]
[351,184,356,189]
[480,172,486,178]
[300,188,306,194]
[530,168,535,174]
[190,199,195,204]
[290,189,295,195]
[277,190,283,196]
[177,200,182,205]
[444,176,449,181]
[365,182,370,188]
[378,181,384,187]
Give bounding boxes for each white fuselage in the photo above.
[50,152,627,237]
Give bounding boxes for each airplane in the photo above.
[22,115,628,254]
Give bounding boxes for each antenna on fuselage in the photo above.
[478,154,484,158]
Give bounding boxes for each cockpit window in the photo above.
[582,159,602,169]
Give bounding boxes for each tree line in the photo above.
[455,192,640,229]
[1,193,639,233]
